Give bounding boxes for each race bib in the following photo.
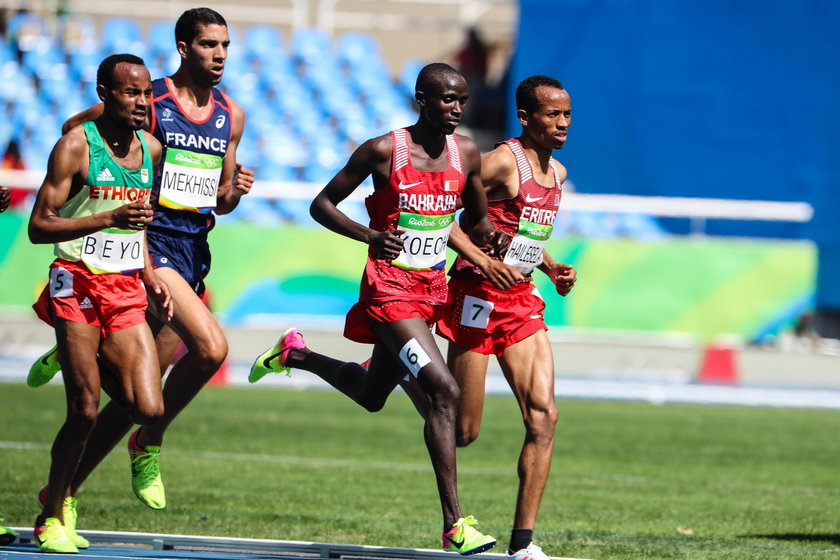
[503,220,553,275]
[80,229,145,274]
[49,266,73,297]
[392,212,455,271]
[158,148,223,213]
[399,337,432,378]
[459,295,494,329]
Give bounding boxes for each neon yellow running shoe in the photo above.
[61,497,89,549]
[442,516,496,556]
[249,328,306,383]
[0,518,17,546]
[37,488,89,549]
[27,345,61,388]
[34,517,78,554]
[128,430,166,510]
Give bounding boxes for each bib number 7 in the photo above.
[460,295,493,329]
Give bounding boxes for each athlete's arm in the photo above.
[29,127,153,244]
[215,100,254,214]
[480,144,520,201]
[537,158,574,295]
[62,104,104,135]
[137,131,173,317]
[310,135,404,259]
[458,136,508,256]
[448,222,523,289]
[538,252,576,296]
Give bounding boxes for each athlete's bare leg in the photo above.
[40,318,162,523]
[68,268,225,494]
[68,314,176,495]
[286,318,466,530]
[133,267,228,448]
[447,343,491,446]
[496,330,557,531]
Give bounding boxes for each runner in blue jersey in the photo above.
[31,8,254,517]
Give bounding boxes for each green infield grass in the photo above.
[0,382,838,559]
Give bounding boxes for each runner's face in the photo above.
[521,86,571,151]
[420,73,469,134]
[102,63,152,130]
[183,23,229,86]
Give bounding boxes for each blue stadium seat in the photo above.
[100,17,143,53]
[68,46,102,81]
[0,40,11,63]
[244,25,284,61]
[303,162,339,185]
[336,199,369,225]
[399,59,425,97]
[292,28,331,66]
[147,21,173,58]
[58,14,97,54]
[22,42,63,79]
[336,32,379,68]
[7,11,49,53]
[232,196,283,226]
[260,161,299,182]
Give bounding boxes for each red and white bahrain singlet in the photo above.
[452,137,562,278]
[359,128,466,304]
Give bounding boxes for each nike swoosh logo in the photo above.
[263,352,282,369]
[525,194,543,203]
[445,535,466,548]
[530,314,542,319]
[398,181,423,190]
[41,347,57,365]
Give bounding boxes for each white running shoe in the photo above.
[507,543,549,560]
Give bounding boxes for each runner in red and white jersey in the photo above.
[436,76,577,560]
[348,128,465,342]
[250,63,505,555]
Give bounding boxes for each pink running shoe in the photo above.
[249,328,307,383]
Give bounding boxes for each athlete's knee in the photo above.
[131,400,165,425]
[66,393,100,433]
[432,376,461,405]
[456,422,479,447]
[131,402,164,426]
[524,400,559,442]
[193,334,228,374]
[426,376,461,418]
[357,391,388,413]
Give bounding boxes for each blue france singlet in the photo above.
[148,77,233,235]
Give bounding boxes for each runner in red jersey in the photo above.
[251,63,503,555]
[436,76,576,560]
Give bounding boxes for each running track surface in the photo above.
[0,530,591,560]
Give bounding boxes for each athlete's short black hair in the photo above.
[97,53,145,91]
[516,75,565,113]
[415,62,462,95]
[175,7,227,45]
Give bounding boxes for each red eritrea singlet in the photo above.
[359,128,466,304]
[451,137,563,279]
